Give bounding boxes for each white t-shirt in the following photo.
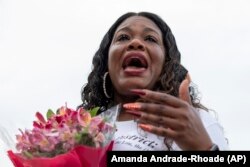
[113,109,229,151]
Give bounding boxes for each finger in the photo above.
[179,76,192,105]
[138,113,182,130]
[130,89,185,108]
[185,73,191,83]
[123,102,179,118]
[138,123,178,139]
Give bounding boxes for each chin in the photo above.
[119,84,146,95]
[114,77,153,93]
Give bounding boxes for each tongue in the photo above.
[124,66,146,69]
[126,66,145,68]
[124,66,146,73]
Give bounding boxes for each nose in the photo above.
[127,38,145,51]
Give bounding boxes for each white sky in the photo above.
[1,0,250,166]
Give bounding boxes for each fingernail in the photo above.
[138,124,152,132]
[126,110,141,117]
[123,103,141,110]
[130,89,146,96]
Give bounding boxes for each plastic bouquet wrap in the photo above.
[7,104,120,167]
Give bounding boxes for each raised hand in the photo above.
[123,74,213,150]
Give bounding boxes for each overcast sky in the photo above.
[1,0,250,166]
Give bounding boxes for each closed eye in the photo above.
[145,35,158,43]
[117,34,130,41]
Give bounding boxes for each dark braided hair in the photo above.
[80,12,207,113]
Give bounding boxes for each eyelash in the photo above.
[116,34,158,43]
[145,35,157,43]
[117,34,130,41]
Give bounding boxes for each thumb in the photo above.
[179,73,192,104]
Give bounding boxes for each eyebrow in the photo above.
[116,27,161,36]
[143,27,161,36]
[116,27,132,33]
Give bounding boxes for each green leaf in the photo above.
[75,133,81,143]
[89,107,99,117]
[46,109,55,120]
[75,129,92,145]
[23,151,33,159]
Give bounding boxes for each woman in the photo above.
[80,12,228,151]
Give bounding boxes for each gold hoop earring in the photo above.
[103,72,112,98]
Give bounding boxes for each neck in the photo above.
[113,91,139,104]
[113,93,139,121]
[117,111,136,121]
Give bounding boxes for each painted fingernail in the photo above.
[123,103,141,110]
[138,124,152,132]
[130,89,146,96]
[126,110,141,117]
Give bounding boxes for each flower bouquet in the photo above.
[7,104,120,167]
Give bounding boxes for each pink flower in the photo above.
[94,132,105,147]
[13,104,117,159]
[8,104,119,167]
[77,108,91,127]
[88,116,103,136]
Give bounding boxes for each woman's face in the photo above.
[108,16,165,98]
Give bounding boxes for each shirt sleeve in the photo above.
[198,109,229,150]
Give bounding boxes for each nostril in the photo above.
[128,45,134,50]
[138,45,144,50]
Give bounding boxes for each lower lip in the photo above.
[123,67,147,76]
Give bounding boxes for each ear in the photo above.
[179,73,192,104]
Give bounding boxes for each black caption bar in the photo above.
[107,151,250,167]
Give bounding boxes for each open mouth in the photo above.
[122,55,148,69]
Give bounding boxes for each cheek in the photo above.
[152,49,165,71]
[154,56,165,80]
[108,47,116,68]
[108,45,122,73]
[108,45,119,60]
